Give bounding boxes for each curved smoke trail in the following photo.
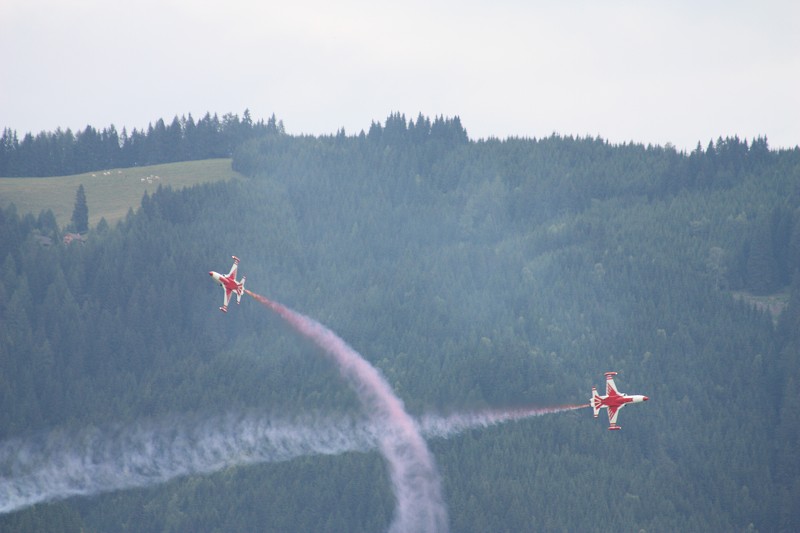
[0,405,589,515]
[246,290,448,533]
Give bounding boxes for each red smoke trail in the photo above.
[246,290,448,533]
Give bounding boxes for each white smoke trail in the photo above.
[420,404,589,439]
[0,405,587,516]
[0,413,376,515]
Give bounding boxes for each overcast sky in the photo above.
[2,0,798,151]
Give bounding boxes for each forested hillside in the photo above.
[1,114,799,531]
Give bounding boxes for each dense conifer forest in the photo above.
[1,113,799,531]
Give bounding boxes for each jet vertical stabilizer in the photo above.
[236,276,246,304]
[591,386,601,418]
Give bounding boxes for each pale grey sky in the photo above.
[2,0,798,151]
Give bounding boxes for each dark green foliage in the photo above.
[70,184,89,234]
[1,117,799,531]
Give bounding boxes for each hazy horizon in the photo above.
[2,0,798,151]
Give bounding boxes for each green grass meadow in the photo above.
[0,159,244,229]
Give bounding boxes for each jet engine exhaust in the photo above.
[246,289,448,533]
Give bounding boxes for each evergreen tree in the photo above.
[71,184,89,233]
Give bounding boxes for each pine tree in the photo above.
[71,184,89,233]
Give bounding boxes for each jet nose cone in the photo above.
[208,271,213,276]
[643,396,649,401]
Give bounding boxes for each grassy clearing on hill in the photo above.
[731,289,789,324]
[0,159,245,229]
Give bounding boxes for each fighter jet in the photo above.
[209,256,246,313]
[591,372,648,430]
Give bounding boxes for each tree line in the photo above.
[0,111,285,177]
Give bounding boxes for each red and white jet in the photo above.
[208,256,246,313]
[591,372,648,430]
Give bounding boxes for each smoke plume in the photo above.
[0,405,588,516]
[247,290,448,533]
[0,413,375,515]
[420,404,589,439]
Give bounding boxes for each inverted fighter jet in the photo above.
[591,372,648,430]
[209,256,246,313]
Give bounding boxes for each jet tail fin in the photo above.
[591,386,601,418]
[236,276,246,304]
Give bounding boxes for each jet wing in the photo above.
[607,404,622,425]
[606,376,621,397]
[226,256,240,279]
[223,287,233,308]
